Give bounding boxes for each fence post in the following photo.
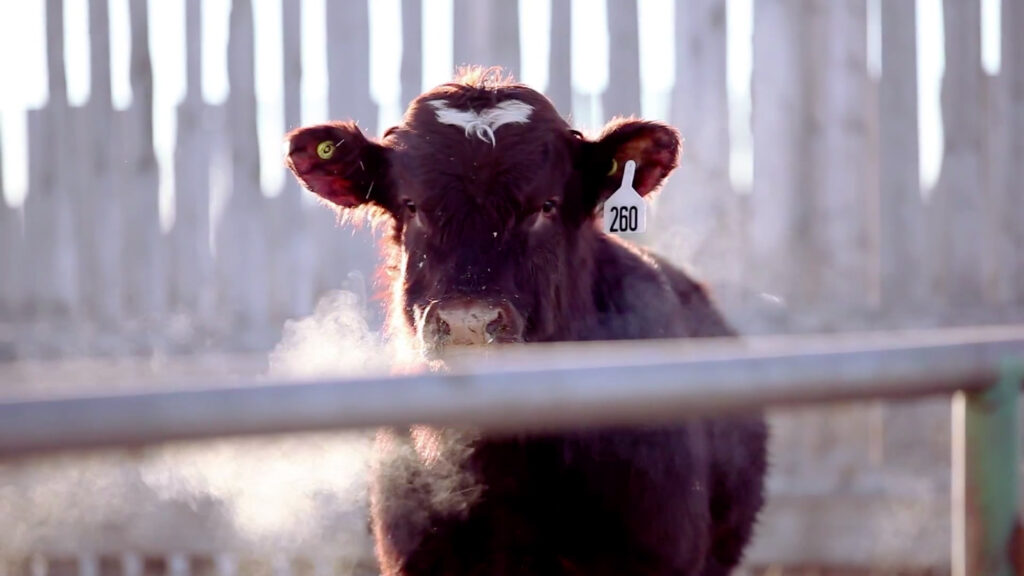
[602,0,640,120]
[171,0,214,323]
[952,360,1023,576]
[400,0,423,110]
[1005,0,1024,307]
[880,0,925,312]
[547,0,572,118]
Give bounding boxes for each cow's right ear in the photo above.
[284,121,390,209]
[578,118,681,212]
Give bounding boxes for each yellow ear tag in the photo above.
[317,141,335,160]
[607,158,618,176]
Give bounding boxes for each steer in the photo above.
[284,68,768,576]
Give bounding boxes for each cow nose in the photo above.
[427,300,523,347]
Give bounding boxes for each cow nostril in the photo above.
[485,311,506,341]
[437,318,452,339]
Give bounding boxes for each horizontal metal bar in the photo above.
[0,325,1022,456]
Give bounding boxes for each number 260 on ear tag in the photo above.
[603,160,646,235]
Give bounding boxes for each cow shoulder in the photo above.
[648,254,737,338]
[589,237,735,340]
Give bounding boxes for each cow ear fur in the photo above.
[581,118,681,212]
[284,121,391,211]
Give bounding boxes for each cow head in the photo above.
[285,69,680,355]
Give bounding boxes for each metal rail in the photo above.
[0,325,1020,454]
[0,324,1022,574]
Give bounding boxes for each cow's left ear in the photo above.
[580,118,681,210]
[284,121,392,211]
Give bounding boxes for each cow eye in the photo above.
[541,200,557,214]
[404,200,417,215]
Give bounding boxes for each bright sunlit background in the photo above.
[0,0,1004,232]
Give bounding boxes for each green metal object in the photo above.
[955,358,1023,576]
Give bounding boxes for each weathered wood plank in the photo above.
[1005,0,1024,306]
[121,0,165,323]
[85,0,122,329]
[215,0,270,340]
[452,0,520,77]
[547,0,572,118]
[268,0,314,322]
[929,0,986,307]
[0,118,24,320]
[877,2,950,497]
[325,1,376,130]
[655,0,736,292]
[69,107,97,322]
[602,0,641,120]
[171,0,213,321]
[812,0,871,312]
[749,0,807,311]
[400,0,423,109]
[24,0,78,320]
[672,0,729,182]
[25,107,78,320]
[982,71,1010,307]
[316,0,378,323]
[880,0,925,311]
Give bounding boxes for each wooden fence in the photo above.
[0,0,1022,358]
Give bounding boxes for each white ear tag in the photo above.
[602,160,647,235]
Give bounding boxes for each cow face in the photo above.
[285,72,680,355]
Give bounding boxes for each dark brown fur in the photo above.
[285,68,767,576]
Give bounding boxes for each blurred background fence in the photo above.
[0,0,1023,573]
[0,0,1021,359]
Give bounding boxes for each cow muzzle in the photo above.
[418,299,525,350]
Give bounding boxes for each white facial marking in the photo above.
[429,99,534,146]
